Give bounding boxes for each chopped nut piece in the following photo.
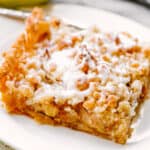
[102,55,110,62]
[80,62,89,73]
[131,63,139,68]
[83,99,95,110]
[76,78,89,91]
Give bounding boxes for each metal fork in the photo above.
[0,7,82,30]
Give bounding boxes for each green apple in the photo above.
[0,0,49,7]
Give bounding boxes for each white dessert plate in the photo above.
[0,3,150,150]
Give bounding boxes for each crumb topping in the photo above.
[2,21,150,115]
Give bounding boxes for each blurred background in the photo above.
[0,0,149,27]
[52,0,150,27]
